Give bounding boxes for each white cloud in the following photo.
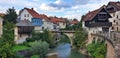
[39,3,65,12]
[40,3,57,11]
[64,14,82,20]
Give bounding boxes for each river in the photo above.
[53,43,88,58]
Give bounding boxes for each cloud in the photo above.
[40,0,90,11]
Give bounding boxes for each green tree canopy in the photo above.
[30,40,49,58]
[0,22,15,58]
[87,41,106,58]
[3,7,17,24]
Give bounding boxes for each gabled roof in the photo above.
[16,20,33,26]
[83,5,111,21]
[39,14,50,22]
[49,17,65,24]
[25,8,41,19]
[20,8,42,19]
[107,1,120,11]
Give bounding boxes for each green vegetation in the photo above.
[59,33,70,43]
[30,40,49,58]
[30,55,39,58]
[0,7,17,58]
[87,41,106,58]
[73,30,87,49]
[3,7,17,24]
[12,45,30,52]
[73,21,87,49]
[0,22,15,58]
[69,49,86,58]
[27,30,56,48]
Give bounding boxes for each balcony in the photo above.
[18,26,34,34]
[85,22,112,27]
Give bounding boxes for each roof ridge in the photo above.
[83,5,107,21]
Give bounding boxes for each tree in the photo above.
[3,7,17,24]
[73,30,87,49]
[30,40,49,58]
[0,22,15,58]
[73,20,87,49]
[26,30,56,48]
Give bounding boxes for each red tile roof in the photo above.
[49,17,65,24]
[39,14,50,21]
[25,8,41,19]
[83,5,106,21]
[0,13,5,17]
[70,19,79,24]
[108,2,120,11]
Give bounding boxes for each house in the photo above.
[49,17,66,30]
[106,1,120,31]
[18,8,43,31]
[39,14,54,30]
[70,19,79,26]
[82,5,112,44]
[15,20,34,43]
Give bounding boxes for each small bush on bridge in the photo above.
[87,41,106,58]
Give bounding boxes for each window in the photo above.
[113,13,115,17]
[42,27,44,30]
[117,27,119,31]
[27,14,29,17]
[113,20,115,23]
[24,14,26,17]
[117,15,118,19]
[112,27,114,30]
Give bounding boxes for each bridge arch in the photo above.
[51,30,75,46]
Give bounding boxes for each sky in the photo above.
[0,0,119,20]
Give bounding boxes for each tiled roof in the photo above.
[70,19,79,24]
[83,5,106,21]
[25,8,41,19]
[39,14,50,22]
[0,13,5,17]
[16,20,33,26]
[49,17,64,24]
[108,2,120,11]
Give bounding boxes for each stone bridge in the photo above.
[91,31,120,58]
[51,30,75,46]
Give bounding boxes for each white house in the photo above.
[106,2,120,31]
[82,5,112,44]
[18,8,43,31]
[39,14,54,30]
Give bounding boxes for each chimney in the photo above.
[31,8,34,10]
[89,11,90,13]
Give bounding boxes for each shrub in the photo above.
[30,40,49,58]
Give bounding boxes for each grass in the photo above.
[12,45,30,52]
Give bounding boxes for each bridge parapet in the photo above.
[92,31,120,58]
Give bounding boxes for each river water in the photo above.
[53,43,88,58]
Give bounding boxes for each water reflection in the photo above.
[54,43,87,58]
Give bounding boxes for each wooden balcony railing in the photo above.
[85,22,112,27]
